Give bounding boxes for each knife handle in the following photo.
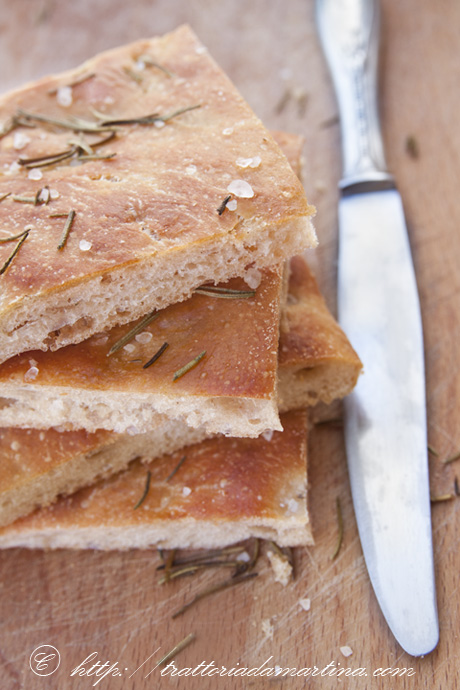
[316,0,394,189]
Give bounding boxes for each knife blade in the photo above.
[315,0,439,655]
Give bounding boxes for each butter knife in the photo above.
[315,0,439,655]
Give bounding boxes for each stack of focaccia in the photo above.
[0,26,361,550]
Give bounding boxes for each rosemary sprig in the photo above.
[18,145,78,169]
[77,152,117,161]
[194,285,255,299]
[0,192,11,203]
[107,310,160,356]
[143,341,169,369]
[155,633,196,668]
[166,455,187,483]
[216,195,232,215]
[171,572,258,619]
[330,497,344,561]
[173,351,206,381]
[0,230,29,275]
[133,470,152,510]
[57,210,76,250]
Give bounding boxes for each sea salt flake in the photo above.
[135,332,153,344]
[236,155,261,169]
[182,486,192,497]
[154,120,165,128]
[28,168,43,181]
[222,127,233,136]
[135,59,146,71]
[226,199,237,211]
[13,132,31,150]
[56,85,73,107]
[340,646,353,658]
[299,598,311,612]
[245,267,262,289]
[24,366,39,382]
[262,429,274,442]
[186,164,197,175]
[11,441,20,451]
[123,343,136,353]
[49,189,60,200]
[79,239,92,251]
[227,179,254,198]
[236,551,251,563]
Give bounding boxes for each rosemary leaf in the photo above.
[133,470,152,510]
[194,285,255,299]
[171,572,258,620]
[139,55,175,78]
[57,210,76,250]
[16,108,109,134]
[162,549,177,583]
[455,477,460,497]
[158,561,241,585]
[0,192,11,203]
[156,546,246,570]
[78,153,117,161]
[428,445,439,457]
[216,195,232,215]
[107,310,160,357]
[330,497,344,561]
[156,633,196,667]
[173,351,206,381]
[160,104,201,122]
[0,230,29,275]
[0,229,29,244]
[49,213,70,218]
[143,341,169,369]
[18,146,77,168]
[123,66,143,83]
[48,72,96,94]
[12,196,37,204]
[443,450,460,465]
[430,493,455,503]
[166,454,187,482]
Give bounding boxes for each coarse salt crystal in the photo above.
[222,127,233,136]
[227,179,254,198]
[56,85,73,107]
[135,59,146,71]
[28,168,43,181]
[135,332,152,344]
[39,432,45,441]
[11,441,20,451]
[182,487,192,497]
[236,551,251,563]
[154,120,165,128]
[340,646,353,658]
[186,164,197,175]
[104,96,115,105]
[299,598,311,612]
[226,199,237,211]
[262,429,274,442]
[123,343,136,353]
[24,366,39,382]
[13,132,31,150]
[79,239,92,251]
[49,189,60,200]
[38,188,50,204]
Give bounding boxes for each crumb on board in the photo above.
[266,549,293,586]
[340,645,353,657]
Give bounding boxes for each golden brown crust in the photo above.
[0,26,315,361]
[0,411,311,549]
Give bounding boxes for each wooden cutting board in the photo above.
[1,1,460,688]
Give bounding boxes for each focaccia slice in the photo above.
[0,410,312,549]
[0,25,316,364]
[0,256,360,529]
[0,265,284,437]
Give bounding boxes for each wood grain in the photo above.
[1,0,460,688]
